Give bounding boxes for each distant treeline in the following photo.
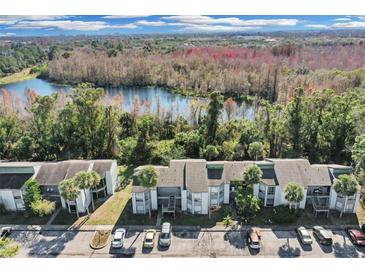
[44,43,365,102]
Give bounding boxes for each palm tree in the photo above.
[244,164,263,186]
[284,182,304,210]
[134,166,158,218]
[74,171,101,212]
[59,178,81,217]
[333,174,358,218]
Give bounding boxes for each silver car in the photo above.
[159,222,172,247]
[111,228,126,248]
[296,226,312,245]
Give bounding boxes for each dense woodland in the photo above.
[1,34,365,174]
[44,39,365,102]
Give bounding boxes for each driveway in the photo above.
[12,228,365,258]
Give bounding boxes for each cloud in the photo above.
[333,17,351,21]
[102,15,150,19]
[0,15,71,25]
[0,32,16,37]
[332,21,365,28]
[135,20,167,27]
[8,20,137,31]
[181,24,260,32]
[304,24,330,29]
[162,15,298,26]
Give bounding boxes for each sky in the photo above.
[1,15,365,36]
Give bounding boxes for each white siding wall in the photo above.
[201,192,208,215]
[253,183,259,197]
[274,186,283,206]
[223,183,230,204]
[299,189,307,209]
[329,188,337,210]
[353,191,360,213]
[150,189,158,210]
[0,190,16,211]
[132,192,137,214]
[181,190,187,211]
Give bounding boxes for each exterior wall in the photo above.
[223,182,230,204]
[253,183,259,197]
[60,188,90,214]
[329,188,337,210]
[0,190,16,211]
[353,191,361,213]
[150,189,158,210]
[201,192,209,214]
[273,186,283,206]
[299,189,307,209]
[105,161,118,195]
[181,189,187,211]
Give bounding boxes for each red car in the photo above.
[346,228,365,246]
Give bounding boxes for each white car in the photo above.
[143,229,156,248]
[159,222,172,247]
[296,226,312,245]
[111,228,126,248]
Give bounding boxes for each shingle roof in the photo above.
[266,159,312,189]
[0,173,33,189]
[309,165,332,186]
[35,160,114,186]
[185,160,208,192]
[224,161,254,181]
[92,160,114,177]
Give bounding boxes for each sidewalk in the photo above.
[0,223,361,232]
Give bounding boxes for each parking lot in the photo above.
[12,228,365,258]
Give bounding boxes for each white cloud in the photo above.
[135,20,167,27]
[332,21,365,28]
[8,20,137,31]
[333,17,352,21]
[162,15,298,26]
[181,24,259,32]
[304,24,330,29]
[102,15,150,19]
[0,15,71,25]
[0,32,16,37]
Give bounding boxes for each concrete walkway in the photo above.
[1,223,362,233]
[46,207,61,225]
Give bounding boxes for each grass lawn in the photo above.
[247,206,363,226]
[163,206,229,227]
[0,68,38,85]
[52,166,154,226]
[0,213,49,225]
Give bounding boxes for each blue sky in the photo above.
[1,15,365,36]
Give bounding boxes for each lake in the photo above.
[0,78,254,121]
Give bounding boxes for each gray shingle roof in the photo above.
[92,160,114,177]
[266,158,312,189]
[0,173,33,189]
[309,165,332,186]
[185,160,208,192]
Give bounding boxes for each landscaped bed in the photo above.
[0,213,49,225]
[90,230,111,249]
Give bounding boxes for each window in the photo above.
[135,193,144,202]
[219,184,224,203]
[267,186,275,195]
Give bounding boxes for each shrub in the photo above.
[0,204,7,214]
[23,180,41,211]
[31,199,56,217]
[272,205,300,224]
[0,238,20,258]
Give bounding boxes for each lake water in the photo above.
[0,78,254,121]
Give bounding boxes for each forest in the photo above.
[43,38,365,102]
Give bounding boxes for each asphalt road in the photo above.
[12,228,365,258]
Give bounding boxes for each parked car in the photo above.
[159,222,172,247]
[0,227,12,240]
[313,226,333,245]
[296,226,312,245]
[346,228,365,246]
[246,229,261,250]
[143,229,156,248]
[111,228,126,248]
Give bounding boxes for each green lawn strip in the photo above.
[0,213,49,225]
[0,68,39,85]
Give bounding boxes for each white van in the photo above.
[159,222,172,247]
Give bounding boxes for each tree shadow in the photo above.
[277,239,301,258]
[223,230,246,249]
[172,231,200,239]
[24,230,80,257]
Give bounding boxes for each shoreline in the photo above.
[0,68,39,86]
